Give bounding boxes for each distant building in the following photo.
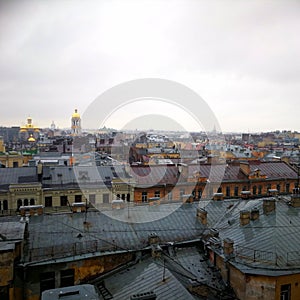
[19,116,40,142]
[71,109,81,136]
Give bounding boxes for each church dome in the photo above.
[72,109,80,119]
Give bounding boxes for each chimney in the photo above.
[148,232,159,245]
[37,161,43,181]
[263,198,276,214]
[240,161,250,176]
[240,210,250,226]
[197,208,207,225]
[223,238,234,256]
[250,207,259,220]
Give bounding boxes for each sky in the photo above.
[0,0,299,133]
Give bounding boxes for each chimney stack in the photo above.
[239,162,250,176]
[263,198,276,215]
[197,208,207,225]
[223,238,234,256]
[240,210,250,226]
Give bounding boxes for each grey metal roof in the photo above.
[199,196,300,269]
[102,260,195,300]
[0,167,37,186]
[25,203,204,263]
[0,221,26,241]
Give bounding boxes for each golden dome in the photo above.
[72,109,80,119]
[28,134,36,142]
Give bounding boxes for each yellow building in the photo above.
[19,116,39,142]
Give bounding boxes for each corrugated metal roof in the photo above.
[25,203,204,263]
[103,261,195,300]
[200,197,300,269]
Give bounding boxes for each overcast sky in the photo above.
[0,0,299,133]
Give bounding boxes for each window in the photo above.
[277,184,281,193]
[60,196,68,206]
[45,196,52,207]
[280,284,291,300]
[103,193,109,203]
[253,186,257,195]
[126,193,130,202]
[192,190,196,199]
[226,186,230,197]
[75,195,82,203]
[154,190,160,198]
[89,194,96,204]
[0,200,6,210]
[234,186,239,197]
[13,161,18,168]
[30,198,35,205]
[286,183,290,194]
[168,191,172,201]
[121,194,125,200]
[60,269,74,288]
[0,286,9,300]
[142,192,148,202]
[40,272,55,294]
[180,189,185,199]
[217,187,222,193]
[258,185,262,195]
[17,199,22,209]
[197,189,202,199]
[242,186,247,191]
[24,198,28,206]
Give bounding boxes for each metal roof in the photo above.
[102,260,195,300]
[25,203,204,263]
[199,196,300,269]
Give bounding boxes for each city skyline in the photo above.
[0,1,299,133]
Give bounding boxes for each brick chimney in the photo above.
[240,210,250,226]
[263,198,276,215]
[223,238,234,256]
[197,208,207,225]
[250,207,259,220]
[240,161,250,176]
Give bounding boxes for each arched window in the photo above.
[24,199,29,206]
[30,198,35,205]
[258,185,262,195]
[17,199,22,208]
[3,200,8,210]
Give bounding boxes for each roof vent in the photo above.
[130,291,157,300]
